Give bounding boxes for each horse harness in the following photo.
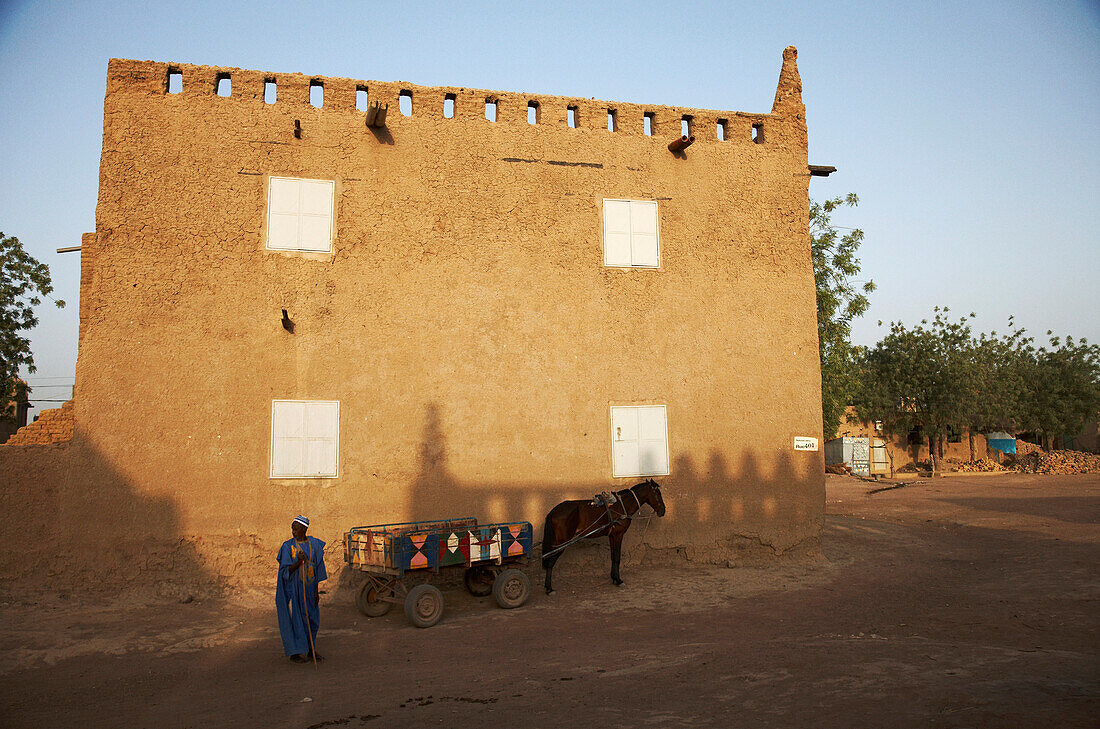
[542,486,650,560]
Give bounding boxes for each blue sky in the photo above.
[2,0,1098,417]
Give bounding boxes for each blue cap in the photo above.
[293,515,309,528]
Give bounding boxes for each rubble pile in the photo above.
[1013,449,1100,475]
[1015,440,1045,456]
[948,458,1007,473]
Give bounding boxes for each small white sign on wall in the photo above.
[793,437,819,451]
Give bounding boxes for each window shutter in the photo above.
[271,400,339,478]
[266,177,335,253]
[610,404,669,477]
[304,401,339,477]
[637,405,669,475]
[272,401,306,477]
[298,180,335,252]
[611,406,641,477]
[629,201,659,267]
[603,199,633,267]
[268,177,301,251]
[603,199,659,268]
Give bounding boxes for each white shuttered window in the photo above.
[603,199,660,268]
[610,405,669,477]
[271,400,340,478]
[266,177,335,253]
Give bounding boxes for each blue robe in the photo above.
[276,536,327,657]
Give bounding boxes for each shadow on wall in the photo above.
[335,402,824,592]
[0,426,228,601]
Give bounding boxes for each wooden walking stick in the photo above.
[299,541,318,667]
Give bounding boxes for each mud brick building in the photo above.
[2,48,825,592]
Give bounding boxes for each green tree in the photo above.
[811,194,874,438]
[1018,332,1100,448]
[854,309,974,475]
[1,232,64,414]
[962,319,1030,459]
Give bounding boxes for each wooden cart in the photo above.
[343,517,534,628]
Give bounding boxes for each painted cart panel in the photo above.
[344,518,534,576]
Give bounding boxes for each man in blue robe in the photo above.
[276,515,327,663]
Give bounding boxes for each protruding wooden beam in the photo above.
[56,246,82,254]
[365,101,388,128]
[809,165,836,177]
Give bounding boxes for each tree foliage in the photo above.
[1018,332,1100,448]
[1,232,64,413]
[811,194,874,438]
[854,308,1100,468]
[853,308,973,473]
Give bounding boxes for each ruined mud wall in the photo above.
[60,48,822,591]
[6,400,74,445]
[0,443,67,584]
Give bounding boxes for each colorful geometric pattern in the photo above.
[345,519,534,576]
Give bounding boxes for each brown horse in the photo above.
[541,479,666,595]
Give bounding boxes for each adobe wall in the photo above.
[836,412,993,468]
[58,49,822,590]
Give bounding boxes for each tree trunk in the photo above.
[928,435,937,477]
[968,431,975,462]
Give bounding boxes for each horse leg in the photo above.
[609,531,624,586]
[543,550,561,595]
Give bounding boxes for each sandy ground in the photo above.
[1,473,1097,728]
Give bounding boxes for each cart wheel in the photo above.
[356,581,393,618]
[404,584,444,628]
[492,569,530,610]
[464,566,496,597]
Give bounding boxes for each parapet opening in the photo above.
[717,118,728,141]
[643,112,654,136]
[444,93,455,119]
[567,105,578,129]
[752,122,765,144]
[485,97,498,122]
[215,73,231,97]
[399,90,413,116]
[607,109,618,132]
[356,86,369,112]
[309,80,324,108]
[527,100,539,125]
[166,67,182,94]
[264,77,277,104]
[681,115,693,137]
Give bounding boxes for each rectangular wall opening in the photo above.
[485,98,498,122]
[166,68,182,94]
[264,78,276,104]
[681,115,693,137]
[753,122,765,144]
[215,73,231,97]
[527,100,539,124]
[309,80,324,108]
[443,93,455,118]
[607,109,618,132]
[643,112,654,136]
[567,105,578,128]
[356,86,368,111]
[399,90,413,116]
[716,118,727,141]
